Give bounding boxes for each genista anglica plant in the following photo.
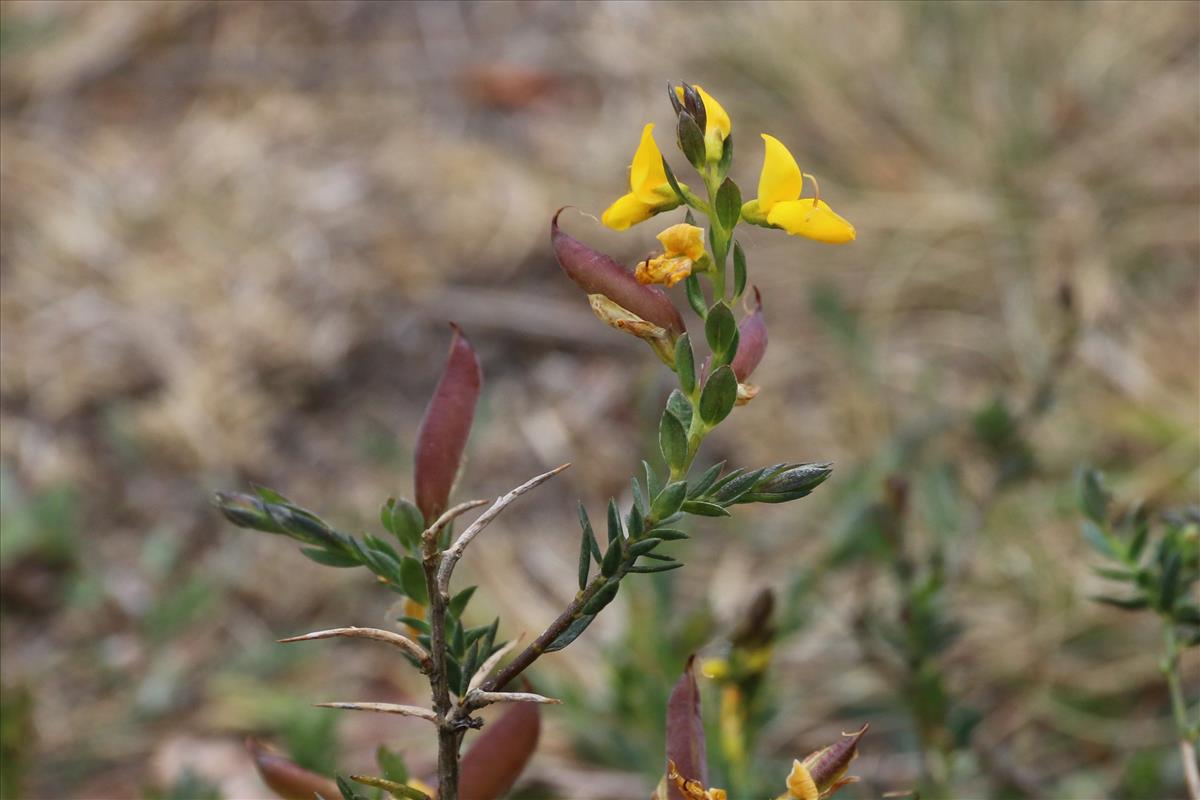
[216,82,866,800]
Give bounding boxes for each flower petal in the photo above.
[766,198,856,244]
[631,123,670,204]
[602,192,655,231]
[756,134,804,213]
[656,223,706,260]
[692,85,731,140]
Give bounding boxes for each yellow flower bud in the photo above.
[674,84,732,161]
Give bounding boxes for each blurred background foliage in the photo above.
[0,1,1197,798]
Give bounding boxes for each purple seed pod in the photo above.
[730,286,767,382]
[804,723,869,791]
[665,655,707,800]
[552,208,685,337]
[247,738,339,800]
[414,323,482,524]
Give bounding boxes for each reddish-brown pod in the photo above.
[665,655,707,800]
[731,287,768,382]
[552,208,686,337]
[414,323,482,523]
[456,702,541,800]
[246,738,339,800]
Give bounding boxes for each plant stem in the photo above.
[423,539,459,799]
[481,574,611,693]
[1162,623,1200,800]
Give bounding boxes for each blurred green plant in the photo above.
[1078,468,1200,800]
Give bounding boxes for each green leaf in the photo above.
[659,410,688,472]
[376,746,409,785]
[390,498,424,551]
[627,502,645,538]
[650,481,688,522]
[699,365,738,426]
[601,537,623,578]
[652,528,690,541]
[666,389,693,430]
[704,303,737,359]
[577,517,592,590]
[717,133,734,180]
[605,499,623,547]
[676,111,706,170]
[396,616,430,634]
[681,500,731,517]
[583,580,621,614]
[400,556,429,605]
[714,178,742,232]
[629,561,685,574]
[710,467,767,505]
[449,585,476,617]
[545,614,595,653]
[1092,594,1150,611]
[732,240,747,299]
[628,538,662,558]
[675,334,696,395]
[1159,552,1182,613]
[578,503,602,563]
[662,157,688,206]
[643,461,663,500]
[252,484,293,505]
[300,547,360,568]
[1082,520,1116,559]
[684,275,708,319]
[631,477,647,515]
[688,462,726,498]
[1078,468,1110,525]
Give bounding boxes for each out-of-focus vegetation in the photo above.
[0,1,1196,798]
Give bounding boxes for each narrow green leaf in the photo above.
[578,503,602,562]
[644,461,663,500]
[631,477,647,515]
[685,275,708,319]
[662,157,688,205]
[628,502,645,538]
[396,616,430,634]
[675,334,696,395]
[449,585,476,617]
[659,409,688,472]
[400,556,429,605]
[732,240,747,299]
[650,481,688,522]
[351,775,429,800]
[1081,520,1116,559]
[688,462,726,498]
[699,365,738,426]
[714,178,742,232]
[629,561,686,574]
[717,133,734,180]
[628,538,662,558]
[1092,594,1150,611]
[1159,552,1182,613]
[545,614,595,652]
[301,547,360,568]
[577,519,592,590]
[606,499,623,546]
[681,500,731,517]
[1078,468,1110,524]
[583,580,621,614]
[376,746,409,785]
[601,537,623,578]
[652,528,690,541]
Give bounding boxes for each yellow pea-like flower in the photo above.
[636,223,707,287]
[744,134,855,245]
[602,123,682,230]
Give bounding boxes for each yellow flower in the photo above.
[636,223,707,287]
[674,84,731,160]
[602,123,682,230]
[743,134,855,244]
